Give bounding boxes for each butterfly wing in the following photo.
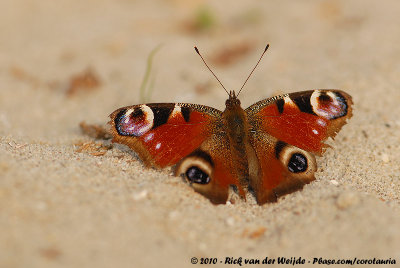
[246,90,353,155]
[109,103,221,167]
[246,90,352,204]
[174,132,244,204]
[109,103,241,204]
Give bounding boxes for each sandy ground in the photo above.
[1,0,400,267]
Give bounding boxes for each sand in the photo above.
[1,0,400,267]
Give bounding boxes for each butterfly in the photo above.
[108,45,353,205]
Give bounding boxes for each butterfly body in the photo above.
[109,88,352,205]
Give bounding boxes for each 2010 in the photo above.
[200,258,218,264]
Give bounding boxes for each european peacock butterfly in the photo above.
[109,45,353,205]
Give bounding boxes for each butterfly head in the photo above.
[225,90,241,108]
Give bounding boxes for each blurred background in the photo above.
[2,0,399,139]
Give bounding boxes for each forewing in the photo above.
[109,103,222,168]
[245,90,353,155]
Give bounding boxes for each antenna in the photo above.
[194,46,229,95]
[237,44,269,97]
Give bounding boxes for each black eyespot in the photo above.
[288,153,308,173]
[185,166,210,184]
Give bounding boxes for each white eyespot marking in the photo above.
[312,129,319,135]
[134,105,154,136]
[170,105,182,119]
[144,132,154,142]
[140,105,154,121]
[124,109,134,124]
[155,142,161,150]
[310,90,346,119]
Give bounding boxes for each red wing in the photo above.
[110,102,243,204]
[248,133,317,204]
[109,103,222,168]
[245,90,353,155]
[175,134,245,205]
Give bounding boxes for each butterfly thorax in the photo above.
[223,92,247,143]
[222,91,252,187]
